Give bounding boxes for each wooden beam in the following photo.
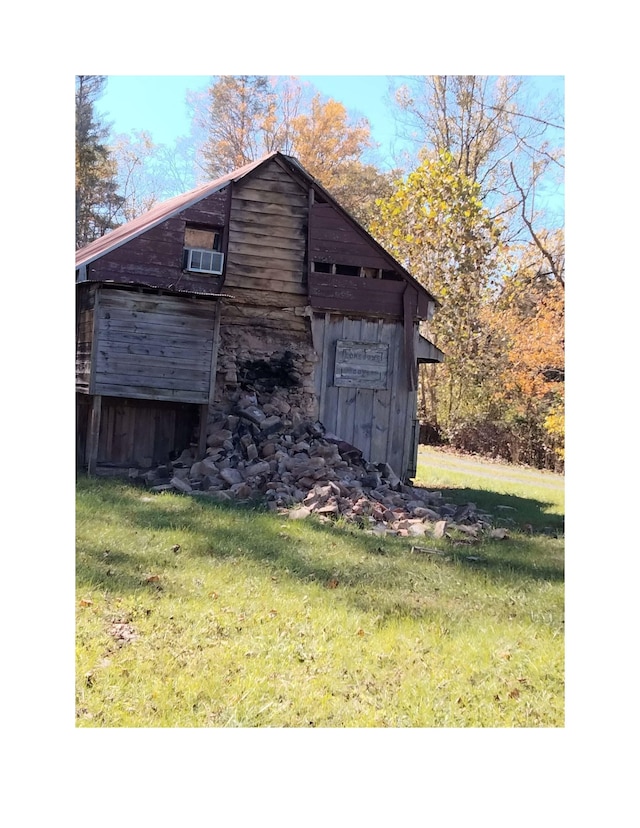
[86,395,102,475]
[199,301,222,458]
[403,286,418,391]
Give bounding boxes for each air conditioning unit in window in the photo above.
[184,247,225,275]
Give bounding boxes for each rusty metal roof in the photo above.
[75,154,278,268]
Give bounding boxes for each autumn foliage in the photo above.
[372,154,564,470]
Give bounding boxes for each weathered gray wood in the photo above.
[86,395,102,475]
[388,324,407,473]
[310,312,328,409]
[230,197,307,220]
[228,212,305,232]
[403,325,421,479]
[103,341,213,362]
[98,328,214,351]
[95,370,209,393]
[200,301,222,456]
[88,287,101,395]
[227,233,306,257]
[370,321,394,464]
[226,249,302,275]
[219,287,308,310]
[95,362,210,388]
[95,383,209,404]
[92,287,218,403]
[238,175,306,197]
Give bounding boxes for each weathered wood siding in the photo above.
[76,394,198,468]
[85,189,229,293]
[224,160,308,331]
[311,312,418,478]
[76,283,96,393]
[308,271,407,318]
[92,288,219,404]
[309,202,400,273]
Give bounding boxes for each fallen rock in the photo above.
[433,520,448,539]
[135,387,506,538]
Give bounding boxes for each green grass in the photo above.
[76,452,564,727]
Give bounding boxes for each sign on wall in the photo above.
[334,340,389,389]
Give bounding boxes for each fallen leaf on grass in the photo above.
[326,578,339,589]
[143,574,161,583]
[356,629,365,637]
[171,544,181,553]
[79,599,93,607]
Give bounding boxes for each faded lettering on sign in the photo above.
[334,340,389,389]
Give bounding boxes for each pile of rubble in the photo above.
[132,389,501,539]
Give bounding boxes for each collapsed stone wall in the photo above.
[210,324,319,425]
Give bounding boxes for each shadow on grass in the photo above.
[425,485,564,535]
[76,477,564,627]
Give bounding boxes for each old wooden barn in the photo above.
[76,152,443,481]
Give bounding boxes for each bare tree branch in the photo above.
[510,161,564,287]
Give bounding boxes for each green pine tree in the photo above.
[75,75,123,248]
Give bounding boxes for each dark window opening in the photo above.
[312,261,333,273]
[334,264,361,277]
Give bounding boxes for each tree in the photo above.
[383,76,565,467]
[190,75,386,224]
[75,75,123,248]
[111,130,182,222]
[370,151,502,432]
[194,75,278,178]
[389,75,564,243]
[480,234,565,467]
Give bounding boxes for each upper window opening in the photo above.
[334,264,360,277]
[183,225,224,275]
[312,262,386,279]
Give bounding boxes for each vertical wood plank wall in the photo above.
[311,313,413,477]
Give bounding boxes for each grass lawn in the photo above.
[76,449,564,727]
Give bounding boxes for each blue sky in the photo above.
[96,74,564,179]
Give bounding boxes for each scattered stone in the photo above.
[207,429,233,448]
[220,468,243,486]
[134,386,507,539]
[433,520,448,539]
[170,476,192,493]
[289,506,312,520]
